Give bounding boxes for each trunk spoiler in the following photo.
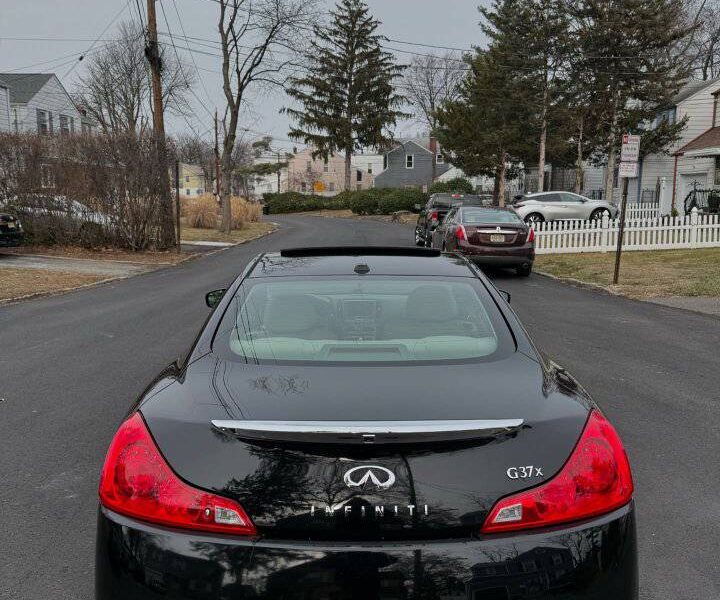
[211,419,524,445]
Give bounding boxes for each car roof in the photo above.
[248,247,477,278]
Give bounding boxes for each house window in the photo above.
[356,170,363,182]
[186,188,191,196]
[323,158,329,173]
[436,154,444,165]
[383,155,388,170]
[48,113,54,133]
[715,156,720,185]
[185,175,190,183]
[306,160,312,172]
[367,162,373,174]
[406,154,414,169]
[81,122,92,135]
[328,182,335,192]
[59,114,71,135]
[36,110,49,134]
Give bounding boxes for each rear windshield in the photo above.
[462,209,524,224]
[214,277,514,364]
[432,195,484,208]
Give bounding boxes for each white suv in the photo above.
[512,192,618,223]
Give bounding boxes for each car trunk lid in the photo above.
[466,223,528,247]
[141,353,589,541]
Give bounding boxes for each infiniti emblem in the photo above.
[343,465,396,490]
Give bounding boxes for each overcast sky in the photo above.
[0,0,490,149]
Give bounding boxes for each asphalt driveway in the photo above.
[0,214,717,599]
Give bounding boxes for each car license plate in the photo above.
[490,234,505,243]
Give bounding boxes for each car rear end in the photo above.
[0,213,24,247]
[424,195,489,241]
[96,250,637,599]
[452,208,535,273]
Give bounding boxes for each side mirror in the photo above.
[205,289,227,308]
[499,289,511,303]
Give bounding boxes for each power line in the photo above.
[62,0,133,79]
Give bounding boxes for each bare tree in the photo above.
[402,53,465,181]
[174,135,216,191]
[74,21,195,134]
[216,0,316,233]
[683,0,720,80]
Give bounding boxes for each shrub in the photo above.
[429,177,475,195]
[263,188,429,215]
[264,192,347,213]
[231,197,262,228]
[183,195,218,229]
[376,189,427,214]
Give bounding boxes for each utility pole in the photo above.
[146,0,165,137]
[145,0,174,247]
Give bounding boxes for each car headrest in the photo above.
[263,295,324,335]
[406,285,458,322]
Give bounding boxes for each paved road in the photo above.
[1,214,718,599]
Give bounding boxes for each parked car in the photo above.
[432,206,534,276]
[96,246,637,600]
[511,191,618,223]
[415,193,493,246]
[0,212,24,247]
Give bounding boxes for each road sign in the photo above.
[621,134,641,163]
[618,161,638,178]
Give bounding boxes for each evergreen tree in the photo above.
[285,0,406,191]
[568,0,691,201]
[436,50,534,206]
[481,0,574,192]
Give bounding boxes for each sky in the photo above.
[0,0,490,151]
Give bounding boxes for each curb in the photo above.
[533,269,623,297]
[0,225,280,307]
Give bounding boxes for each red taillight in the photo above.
[99,413,256,536]
[430,211,439,221]
[527,227,535,243]
[481,410,633,534]
[455,225,466,241]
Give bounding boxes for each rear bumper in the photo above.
[458,243,534,267]
[96,503,638,599]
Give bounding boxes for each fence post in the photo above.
[601,215,610,252]
[690,207,699,247]
[658,176,672,216]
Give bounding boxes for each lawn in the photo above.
[535,248,720,298]
[0,267,106,302]
[180,221,276,243]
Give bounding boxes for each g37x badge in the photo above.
[506,465,544,480]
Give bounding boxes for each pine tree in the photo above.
[436,50,534,206]
[481,0,574,192]
[569,0,692,202]
[285,0,406,191]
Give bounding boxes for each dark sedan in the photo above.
[0,212,24,247]
[432,207,535,276]
[96,247,637,600]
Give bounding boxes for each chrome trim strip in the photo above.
[211,419,524,444]
[476,229,520,234]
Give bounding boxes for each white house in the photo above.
[622,78,720,206]
[0,78,10,132]
[351,150,385,181]
[0,73,92,135]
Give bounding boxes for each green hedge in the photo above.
[429,177,475,195]
[264,188,429,215]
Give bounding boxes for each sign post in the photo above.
[613,135,640,285]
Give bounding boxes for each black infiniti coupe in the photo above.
[96,247,637,600]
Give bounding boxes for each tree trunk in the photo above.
[497,154,507,208]
[344,148,352,192]
[537,83,548,193]
[220,138,234,234]
[574,115,584,194]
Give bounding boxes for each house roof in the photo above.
[388,140,433,155]
[673,78,720,105]
[0,73,54,104]
[674,126,720,157]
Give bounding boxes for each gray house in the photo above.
[374,140,450,189]
[0,78,10,132]
[0,73,92,135]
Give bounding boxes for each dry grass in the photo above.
[182,195,262,229]
[180,221,276,243]
[0,267,106,302]
[3,245,191,265]
[535,248,720,298]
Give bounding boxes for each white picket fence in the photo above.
[533,209,720,254]
[625,203,660,219]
